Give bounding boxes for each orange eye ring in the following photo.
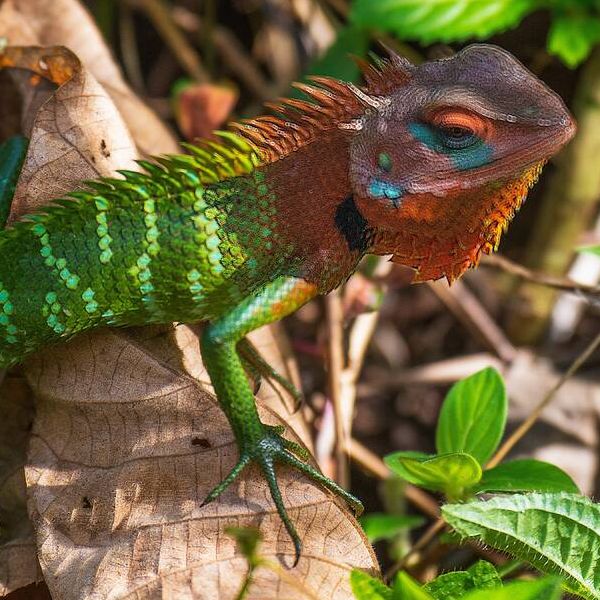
[426,108,489,140]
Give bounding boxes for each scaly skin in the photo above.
[0,45,575,564]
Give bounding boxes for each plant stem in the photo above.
[234,564,256,600]
[484,254,600,296]
[384,518,446,581]
[497,559,525,579]
[487,329,600,468]
[128,0,209,82]
[326,289,349,487]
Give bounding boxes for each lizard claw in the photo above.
[200,425,363,567]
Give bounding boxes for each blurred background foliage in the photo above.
[84,0,600,573]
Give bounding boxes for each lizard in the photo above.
[0,44,575,565]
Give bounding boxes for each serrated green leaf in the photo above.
[385,451,481,500]
[460,576,562,600]
[392,572,434,599]
[0,135,28,228]
[436,367,507,466]
[360,513,426,543]
[548,14,600,68]
[442,493,600,599]
[474,459,579,495]
[350,0,540,44]
[351,570,393,600]
[424,561,501,599]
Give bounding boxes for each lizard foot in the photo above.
[200,423,363,566]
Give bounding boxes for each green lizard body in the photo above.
[0,45,575,564]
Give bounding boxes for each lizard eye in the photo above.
[438,125,478,150]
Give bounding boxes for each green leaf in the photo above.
[436,367,507,466]
[548,14,600,68]
[350,0,540,44]
[424,561,501,599]
[304,25,370,83]
[351,570,393,600]
[360,513,425,543]
[225,526,261,565]
[578,245,600,256]
[442,493,600,600]
[474,459,579,494]
[0,135,28,229]
[392,572,434,600]
[460,576,562,600]
[385,451,481,500]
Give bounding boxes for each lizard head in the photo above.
[349,44,576,282]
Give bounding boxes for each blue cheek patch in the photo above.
[368,178,404,207]
[407,122,493,171]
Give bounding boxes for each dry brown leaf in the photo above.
[0,18,377,600]
[175,83,239,141]
[0,370,43,595]
[0,0,179,157]
[0,45,139,222]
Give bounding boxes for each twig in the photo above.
[119,2,145,93]
[172,6,275,101]
[201,0,217,76]
[321,0,350,18]
[326,289,349,487]
[483,254,600,295]
[384,519,446,581]
[487,329,600,468]
[234,563,256,600]
[357,353,504,395]
[128,0,209,82]
[428,280,517,363]
[323,261,389,486]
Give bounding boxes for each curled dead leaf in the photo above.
[0,0,178,157]
[175,83,239,141]
[0,370,43,595]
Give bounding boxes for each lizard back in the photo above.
[0,137,285,368]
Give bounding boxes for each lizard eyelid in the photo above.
[422,106,489,139]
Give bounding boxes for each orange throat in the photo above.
[373,161,545,283]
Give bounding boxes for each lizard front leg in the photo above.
[200,276,363,565]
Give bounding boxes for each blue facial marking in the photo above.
[368,178,404,207]
[407,122,493,171]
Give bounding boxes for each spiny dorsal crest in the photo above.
[231,47,414,164]
[352,46,413,95]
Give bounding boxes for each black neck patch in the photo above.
[334,195,372,253]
